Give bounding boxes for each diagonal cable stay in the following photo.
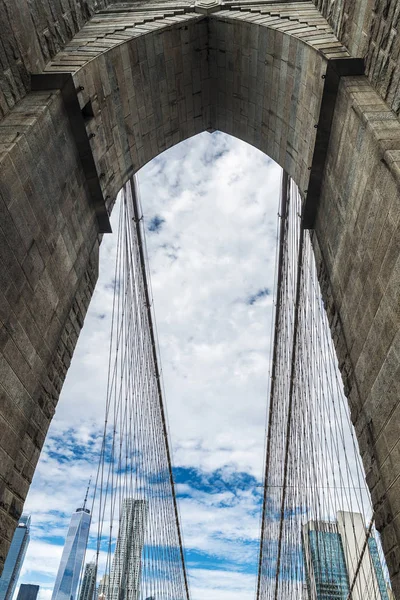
[80,176,190,600]
[75,170,392,600]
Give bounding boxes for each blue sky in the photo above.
[18,132,282,600]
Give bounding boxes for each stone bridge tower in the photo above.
[1,0,400,594]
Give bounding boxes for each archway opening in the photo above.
[15,123,393,599]
[19,132,281,600]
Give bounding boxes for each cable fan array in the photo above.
[77,170,392,600]
[88,177,190,600]
[256,175,392,600]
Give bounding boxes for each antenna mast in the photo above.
[83,476,91,510]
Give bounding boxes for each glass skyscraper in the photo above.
[78,563,96,600]
[51,507,91,600]
[16,585,39,600]
[305,526,349,599]
[0,515,31,600]
[302,512,390,600]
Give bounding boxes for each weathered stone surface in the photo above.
[313,0,400,118]
[0,90,99,568]
[1,0,400,119]
[0,0,109,119]
[42,3,349,201]
[1,1,400,597]
[314,76,400,596]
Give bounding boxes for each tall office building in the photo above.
[16,585,39,600]
[78,563,96,600]
[0,515,31,600]
[51,505,91,600]
[107,499,148,600]
[302,511,390,600]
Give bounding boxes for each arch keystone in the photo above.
[194,0,223,14]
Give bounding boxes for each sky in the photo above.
[18,131,282,600]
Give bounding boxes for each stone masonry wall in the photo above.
[42,3,349,200]
[313,0,400,117]
[0,0,109,119]
[314,75,400,596]
[0,90,99,568]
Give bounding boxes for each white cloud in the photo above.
[189,568,256,600]
[21,540,63,579]
[37,588,53,600]
[179,486,262,563]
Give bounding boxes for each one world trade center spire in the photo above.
[52,483,91,600]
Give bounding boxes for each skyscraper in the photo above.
[51,506,91,600]
[107,499,148,600]
[302,511,390,600]
[78,563,96,600]
[0,515,31,600]
[16,585,39,600]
